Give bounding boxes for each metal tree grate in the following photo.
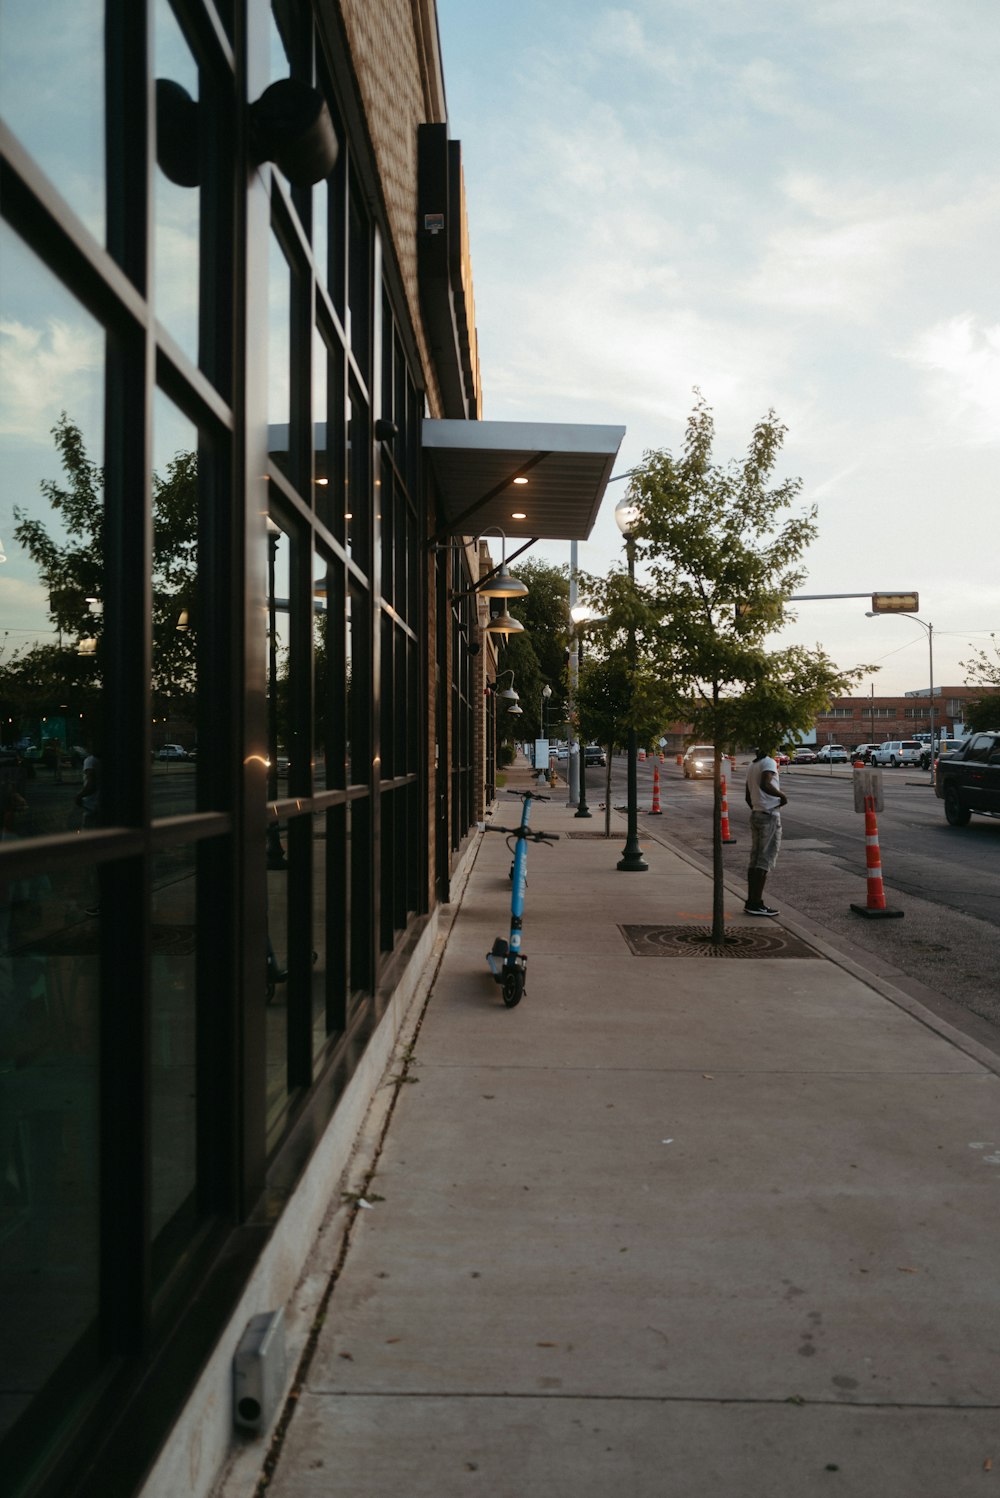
[566,831,648,841]
[619,924,822,959]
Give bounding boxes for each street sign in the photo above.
[853,766,885,812]
[870,592,918,613]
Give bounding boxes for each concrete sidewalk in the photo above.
[223,762,1000,1498]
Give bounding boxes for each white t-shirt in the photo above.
[746,755,782,813]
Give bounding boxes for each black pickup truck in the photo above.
[934,730,1000,825]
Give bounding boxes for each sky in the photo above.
[436,0,1000,698]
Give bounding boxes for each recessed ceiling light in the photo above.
[511,511,527,520]
[513,475,528,485]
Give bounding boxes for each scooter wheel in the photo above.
[501,969,524,1008]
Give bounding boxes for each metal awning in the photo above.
[423,419,626,542]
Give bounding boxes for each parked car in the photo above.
[774,750,790,766]
[816,744,849,763]
[682,745,715,779]
[852,743,882,764]
[584,744,606,767]
[920,737,965,771]
[156,743,189,761]
[934,730,1000,825]
[869,740,923,768]
[791,747,817,764]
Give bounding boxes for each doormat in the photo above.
[619,924,821,959]
[567,831,649,841]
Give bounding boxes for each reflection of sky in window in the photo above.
[153,386,197,477]
[154,0,200,365]
[0,0,105,243]
[269,8,290,82]
[0,223,104,645]
[269,235,291,432]
[313,326,327,492]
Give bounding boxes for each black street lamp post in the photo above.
[570,605,592,819]
[614,498,647,871]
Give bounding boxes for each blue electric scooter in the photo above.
[484,790,559,1008]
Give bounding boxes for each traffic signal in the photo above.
[870,592,919,614]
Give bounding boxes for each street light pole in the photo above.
[614,499,647,871]
[574,625,591,818]
[539,683,552,771]
[866,611,935,764]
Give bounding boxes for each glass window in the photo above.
[313,550,343,791]
[346,587,369,787]
[346,389,369,570]
[267,234,292,479]
[347,178,370,383]
[154,0,201,366]
[311,808,345,1061]
[150,841,198,1292]
[315,345,344,538]
[264,520,291,1143]
[312,324,328,509]
[0,1,105,243]
[0,872,101,1442]
[152,391,200,817]
[0,225,106,844]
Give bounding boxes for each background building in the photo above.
[814,686,990,746]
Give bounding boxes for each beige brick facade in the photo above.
[338,0,447,417]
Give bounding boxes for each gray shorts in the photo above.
[749,810,782,872]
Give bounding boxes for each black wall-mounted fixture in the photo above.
[250,79,339,186]
[156,79,201,187]
[374,419,398,441]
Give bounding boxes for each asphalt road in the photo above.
[590,753,1000,1042]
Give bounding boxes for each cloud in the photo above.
[902,314,1000,445]
[0,316,103,438]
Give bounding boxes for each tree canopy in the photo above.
[960,636,1000,731]
[491,558,570,740]
[581,393,870,941]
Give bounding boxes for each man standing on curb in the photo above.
[744,744,787,917]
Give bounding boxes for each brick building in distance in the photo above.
[813,685,997,747]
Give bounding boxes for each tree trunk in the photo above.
[604,752,612,837]
[712,753,726,942]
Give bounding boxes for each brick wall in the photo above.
[338,0,446,417]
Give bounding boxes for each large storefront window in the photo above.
[0,222,105,1461]
[0,2,105,244]
[0,226,106,836]
[154,0,201,366]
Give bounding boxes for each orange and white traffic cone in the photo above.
[650,765,662,814]
[719,775,737,844]
[850,795,903,919]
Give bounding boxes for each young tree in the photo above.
[492,559,570,742]
[573,555,685,840]
[626,393,869,942]
[960,635,1000,731]
[574,649,674,837]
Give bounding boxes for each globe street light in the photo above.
[614,496,648,871]
[866,611,935,762]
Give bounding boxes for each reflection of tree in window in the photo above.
[6,413,199,733]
